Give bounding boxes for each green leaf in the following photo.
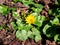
[32,8,41,13]
[16,19,22,24]
[16,30,21,38]
[0,26,3,30]
[54,34,60,42]
[16,19,23,30]
[32,4,43,13]
[34,4,43,8]
[27,31,32,37]
[48,9,52,15]
[54,34,59,42]
[23,1,29,6]
[17,23,24,30]
[16,30,28,41]
[35,35,41,42]
[31,28,42,41]
[50,17,59,25]
[12,12,20,19]
[24,25,33,31]
[34,15,45,27]
[8,7,16,12]
[32,28,40,36]
[0,5,7,15]
[11,22,16,27]
[32,13,38,16]
[13,0,20,2]
[43,24,51,34]
[56,0,60,5]
[21,30,28,40]
[11,22,17,30]
[27,31,34,39]
[43,24,58,38]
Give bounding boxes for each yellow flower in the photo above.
[25,14,35,25]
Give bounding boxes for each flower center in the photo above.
[25,14,35,25]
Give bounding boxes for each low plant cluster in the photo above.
[0,0,60,42]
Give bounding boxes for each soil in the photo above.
[0,0,60,45]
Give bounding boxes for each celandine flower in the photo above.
[25,14,35,25]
